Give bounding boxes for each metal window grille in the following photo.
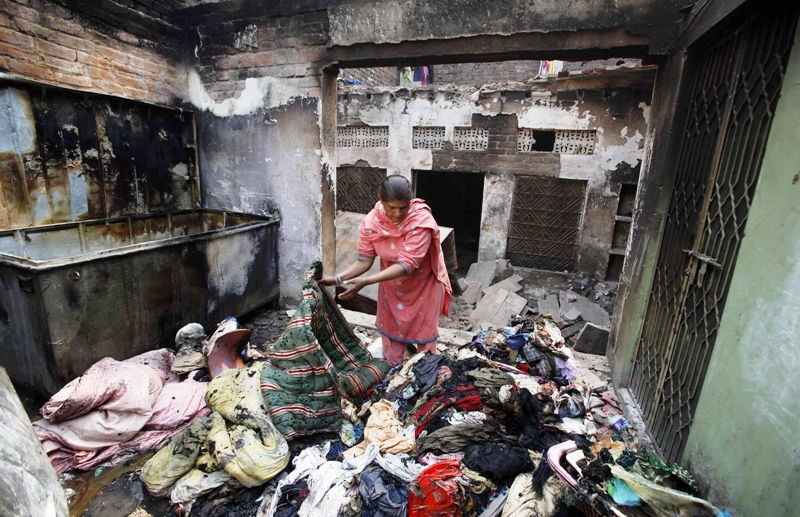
[506,176,587,271]
[629,3,799,463]
[412,127,447,149]
[553,130,596,154]
[453,127,488,150]
[336,126,389,148]
[336,167,387,214]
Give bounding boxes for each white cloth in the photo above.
[298,444,379,517]
[448,411,487,426]
[170,469,234,504]
[264,443,329,517]
[375,452,425,483]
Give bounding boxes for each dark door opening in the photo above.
[414,170,484,273]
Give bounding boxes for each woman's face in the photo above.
[381,199,410,223]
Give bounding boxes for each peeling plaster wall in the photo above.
[337,79,651,278]
[194,94,323,304]
[178,8,332,304]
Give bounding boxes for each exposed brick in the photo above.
[35,0,73,21]
[0,55,8,70]
[76,50,109,69]
[0,12,11,27]
[6,58,54,81]
[215,52,255,70]
[43,54,83,74]
[298,45,325,63]
[128,54,168,75]
[86,64,117,83]
[34,39,76,61]
[2,0,41,23]
[41,13,84,36]
[208,79,235,92]
[0,26,33,47]
[122,86,153,102]
[0,40,38,61]
[252,51,273,67]
[96,45,130,66]
[108,59,159,81]
[115,30,140,46]
[50,28,96,53]
[53,71,93,88]
[92,79,126,96]
[116,72,149,91]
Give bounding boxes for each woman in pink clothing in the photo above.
[320,175,452,366]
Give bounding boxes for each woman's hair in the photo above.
[378,175,413,202]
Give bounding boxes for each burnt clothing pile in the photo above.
[40,260,731,517]
[246,309,730,517]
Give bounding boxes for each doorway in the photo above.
[414,170,484,273]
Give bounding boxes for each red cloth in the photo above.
[408,460,463,517]
[413,384,483,437]
[358,199,452,365]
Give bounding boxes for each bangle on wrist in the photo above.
[334,274,342,285]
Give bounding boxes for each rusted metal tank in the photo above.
[0,209,279,395]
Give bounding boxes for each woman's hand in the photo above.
[318,275,337,286]
[339,277,371,300]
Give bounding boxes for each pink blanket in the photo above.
[34,349,209,473]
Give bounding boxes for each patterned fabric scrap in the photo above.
[261,261,392,439]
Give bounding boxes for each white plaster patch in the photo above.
[638,102,651,126]
[184,69,305,117]
[205,233,257,313]
[597,129,645,170]
[516,102,593,129]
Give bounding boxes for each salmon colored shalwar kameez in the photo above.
[357,199,452,365]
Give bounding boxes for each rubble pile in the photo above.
[459,260,616,356]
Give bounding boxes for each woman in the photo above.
[320,175,452,365]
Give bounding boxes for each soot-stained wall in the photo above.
[196,97,323,303]
[336,71,653,279]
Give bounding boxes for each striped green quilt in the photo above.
[261,261,391,439]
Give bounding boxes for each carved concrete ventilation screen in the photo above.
[336,126,389,147]
[507,177,587,271]
[453,127,488,150]
[336,167,387,214]
[554,130,596,154]
[412,127,447,149]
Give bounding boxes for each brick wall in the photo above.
[184,9,329,100]
[340,66,398,87]
[436,60,542,86]
[429,113,562,175]
[0,0,184,105]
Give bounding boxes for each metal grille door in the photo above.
[630,4,799,462]
[336,167,386,214]
[507,176,586,271]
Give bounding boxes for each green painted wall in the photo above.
[682,18,800,517]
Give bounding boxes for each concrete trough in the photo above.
[0,209,279,395]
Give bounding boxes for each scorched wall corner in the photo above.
[186,70,325,305]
